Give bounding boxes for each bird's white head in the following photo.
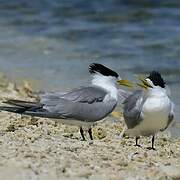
[145,71,166,90]
[138,71,167,97]
[138,71,166,89]
[89,63,119,88]
[146,71,166,89]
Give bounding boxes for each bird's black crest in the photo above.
[89,63,119,78]
[147,71,165,88]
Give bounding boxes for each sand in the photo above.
[0,74,180,180]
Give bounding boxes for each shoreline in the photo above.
[0,74,180,180]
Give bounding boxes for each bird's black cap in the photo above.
[89,63,119,78]
[147,71,165,88]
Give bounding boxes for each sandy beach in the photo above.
[0,74,180,180]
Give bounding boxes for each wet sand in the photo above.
[0,74,180,180]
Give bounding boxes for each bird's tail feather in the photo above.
[0,99,63,119]
[4,99,42,108]
[0,99,43,114]
[0,106,27,113]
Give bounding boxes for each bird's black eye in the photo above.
[89,63,119,78]
[147,71,165,88]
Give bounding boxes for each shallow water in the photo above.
[0,1,179,134]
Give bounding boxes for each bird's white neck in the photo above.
[91,74,118,100]
[146,86,168,98]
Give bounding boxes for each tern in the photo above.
[121,71,174,150]
[0,63,131,140]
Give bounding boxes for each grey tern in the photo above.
[0,63,131,140]
[121,71,174,150]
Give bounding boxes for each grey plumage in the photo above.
[118,88,132,104]
[40,86,117,121]
[41,86,107,105]
[160,102,174,131]
[0,99,43,113]
[1,86,116,122]
[123,90,144,129]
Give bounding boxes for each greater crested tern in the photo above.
[120,71,174,150]
[0,63,130,140]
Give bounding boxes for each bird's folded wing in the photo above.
[0,86,109,120]
[118,88,132,104]
[123,90,144,129]
[40,86,107,105]
[39,86,112,120]
[161,101,174,131]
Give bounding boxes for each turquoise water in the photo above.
[0,1,179,134]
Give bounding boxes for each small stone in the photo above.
[111,111,122,118]
[77,170,92,178]
[28,118,39,126]
[93,127,107,139]
[6,124,16,132]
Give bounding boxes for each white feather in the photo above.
[91,73,119,101]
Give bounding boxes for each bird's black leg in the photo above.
[134,136,141,147]
[147,135,156,150]
[80,127,86,141]
[88,128,93,140]
[151,135,156,150]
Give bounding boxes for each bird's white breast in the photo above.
[128,89,172,136]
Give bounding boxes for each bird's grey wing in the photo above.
[165,85,171,97]
[39,86,116,121]
[161,101,174,131]
[0,86,114,121]
[123,90,144,129]
[41,98,117,121]
[40,92,67,106]
[60,86,108,103]
[40,86,107,105]
[118,88,132,104]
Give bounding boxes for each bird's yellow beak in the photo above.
[117,79,134,88]
[137,78,153,89]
